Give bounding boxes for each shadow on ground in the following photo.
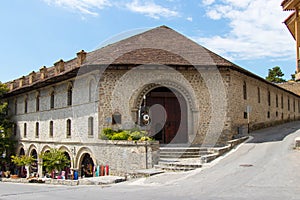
[247,121,300,143]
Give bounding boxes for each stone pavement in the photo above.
[1,175,126,186]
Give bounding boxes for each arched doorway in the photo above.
[142,87,188,144]
[30,149,38,176]
[80,153,94,178]
[63,152,71,179]
[19,148,25,156]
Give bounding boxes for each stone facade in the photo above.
[4,26,300,176]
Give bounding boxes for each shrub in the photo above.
[101,128,153,141]
[111,131,130,140]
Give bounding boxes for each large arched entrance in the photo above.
[142,87,188,144]
[30,149,38,176]
[79,153,94,178]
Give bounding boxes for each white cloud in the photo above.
[126,0,179,19]
[44,0,179,19]
[198,0,295,61]
[44,0,111,16]
[187,17,193,22]
[202,0,215,6]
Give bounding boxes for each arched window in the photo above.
[268,91,271,106]
[14,99,18,115]
[88,117,94,136]
[66,119,71,138]
[257,87,260,103]
[67,84,73,106]
[49,121,54,138]
[24,123,27,138]
[243,81,247,100]
[50,91,55,109]
[88,80,94,102]
[35,122,39,138]
[36,91,40,112]
[24,96,28,113]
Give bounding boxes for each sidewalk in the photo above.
[1,175,126,186]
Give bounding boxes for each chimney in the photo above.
[76,50,87,66]
[8,82,14,91]
[19,76,25,87]
[40,66,48,80]
[54,59,65,75]
[29,71,36,84]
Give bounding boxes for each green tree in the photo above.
[0,82,15,162]
[40,148,70,178]
[11,155,35,178]
[265,66,286,83]
[290,71,297,81]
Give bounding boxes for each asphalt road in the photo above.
[1,121,300,200]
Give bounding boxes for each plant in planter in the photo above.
[100,128,153,141]
[11,155,35,178]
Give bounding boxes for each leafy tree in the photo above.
[0,82,15,162]
[40,148,70,178]
[290,71,297,81]
[265,66,286,83]
[11,155,35,178]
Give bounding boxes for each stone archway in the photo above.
[79,153,94,178]
[29,149,38,176]
[136,85,189,144]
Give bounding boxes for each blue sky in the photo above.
[0,0,296,83]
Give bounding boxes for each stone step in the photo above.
[154,161,202,172]
[159,147,209,159]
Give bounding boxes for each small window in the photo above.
[267,111,270,119]
[88,80,94,102]
[66,119,71,138]
[24,123,27,138]
[268,91,271,106]
[14,99,18,115]
[13,123,17,136]
[257,87,260,103]
[50,91,55,109]
[293,99,296,112]
[281,95,284,109]
[243,81,247,100]
[24,96,28,114]
[67,84,72,106]
[288,97,290,111]
[276,94,278,108]
[49,121,54,138]
[35,122,39,138]
[244,112,248,119]
[88,117,94,136]
[112,112,122,124]
[276,111,278,118]
[36,92,40,112]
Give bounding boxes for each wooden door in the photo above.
[146,87,187,144]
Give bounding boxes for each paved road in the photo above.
[1,121,300,200]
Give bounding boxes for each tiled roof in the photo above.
[84,25,234,67]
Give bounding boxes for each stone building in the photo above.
[282,0,300,80]
[3,26,300,176]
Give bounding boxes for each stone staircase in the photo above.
[154,136,249,172]
[155,147,215,171]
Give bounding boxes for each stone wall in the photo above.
[228,69,300,135]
